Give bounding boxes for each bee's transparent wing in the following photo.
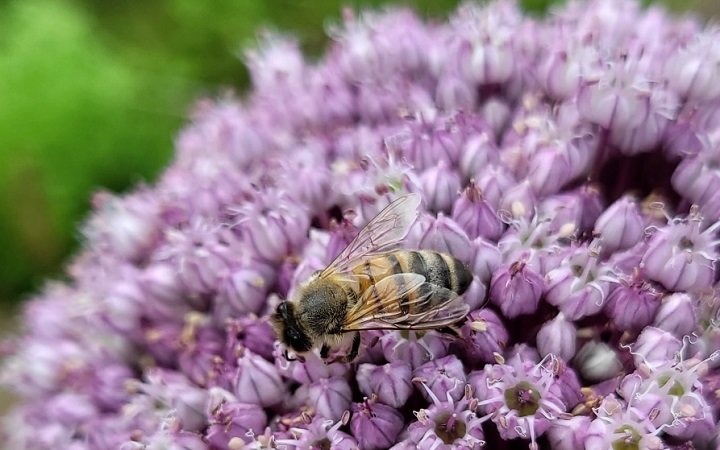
[319,193,421,279]
[341,273,470,332]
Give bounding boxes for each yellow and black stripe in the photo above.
[350,250,472,315]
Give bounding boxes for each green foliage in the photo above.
[0,0,181,299]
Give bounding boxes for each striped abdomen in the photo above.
[350,250,472,311]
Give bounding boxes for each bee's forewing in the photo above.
[319,193,421,278]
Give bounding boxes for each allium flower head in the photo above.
[3,0,720,449]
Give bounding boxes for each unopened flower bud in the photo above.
[504,343,541,364]
[641,212,717,292]
[216,268,270,316]
[462,276,488,311]
[350,398,404,450]
[356,362,413,408]
[547,416,592,450]
[86,191,161,262]
[575,342,623,382]
[413,355,466,401]
[460,309,509,365]
[490,260,544,318]
[499,180,537,219]
[421,162,462,213]
[306,376,352,420]
[452,182,504,240]
[234,350,285,407]
[536,313,577,361]
[435,71,476,111]
[545,246,611,320]
[605,276,663,332]
[480,97,511,136]
[206,389,268,448]
[671,149,720,206]
[665,29,720,101]
[147,369,209,432]
[554,362,584,410]
[459,133,499,181]
[232,316,276,361]
[381,331,449,369]
[417,214,473,263]
[475,164,516,208]
[593,196,645,254]
[633,326,682,369]
[238,202,309,263]
[653,293,698,338]
[577,62,650,131]
[275,350,348,384]
[469,237,502,283]
[527,148,573,196]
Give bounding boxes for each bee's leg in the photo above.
[283,349,305,363]
[320,343,331,360]
[283,349,297,361]
[343,332,361,363]
[439,324,462,338]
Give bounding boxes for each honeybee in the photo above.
[271,193,472,362]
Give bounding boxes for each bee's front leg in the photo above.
[320,343,331,360]
[341,333,361,363]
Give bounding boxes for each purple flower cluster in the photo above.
[3,1,720,449]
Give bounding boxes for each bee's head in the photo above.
[271,301,312,353]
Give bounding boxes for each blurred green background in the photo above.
[0,0,717,306]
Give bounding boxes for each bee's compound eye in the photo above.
[276,302,288,318]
